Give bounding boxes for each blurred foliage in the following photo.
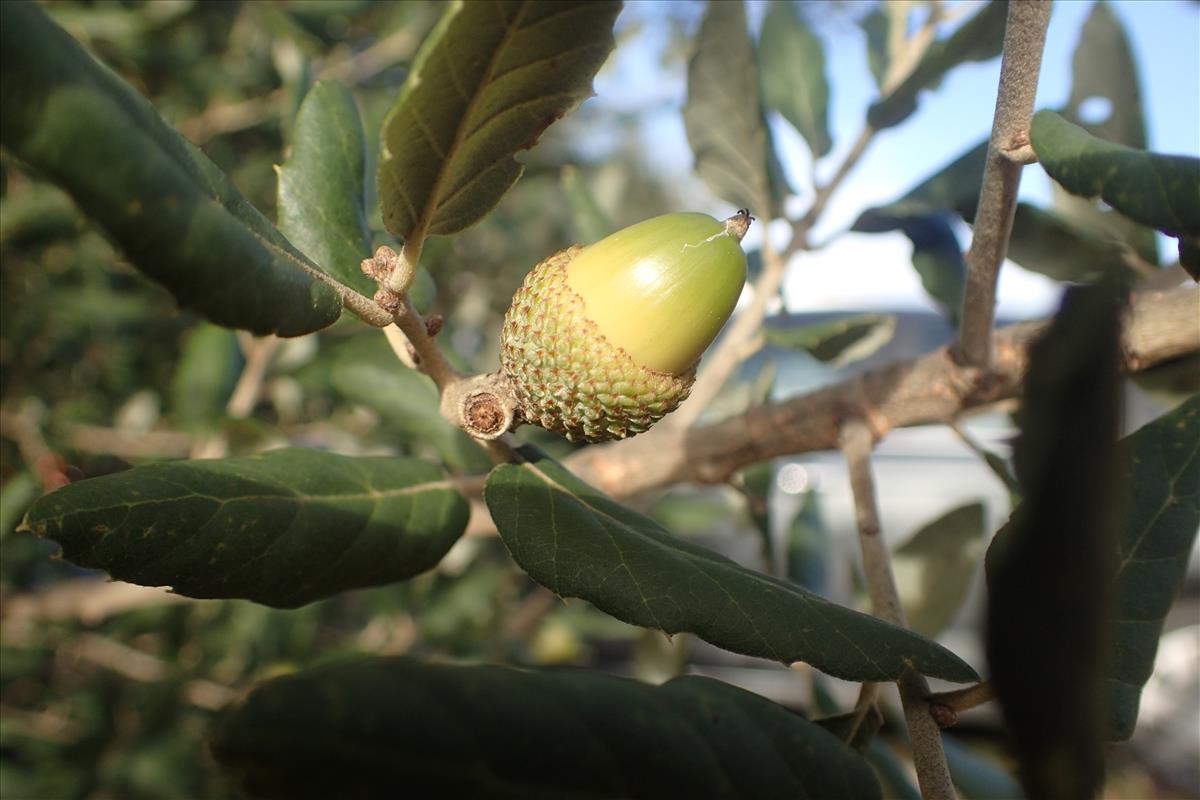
[0,2,678,796]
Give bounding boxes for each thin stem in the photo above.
[392,300,459,392]
[790,125,875,253]
[839,418,956,800]
[956,1,1052,368]
[929,680,996,716]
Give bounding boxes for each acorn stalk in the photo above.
[500,210,751,442]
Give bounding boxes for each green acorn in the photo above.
[500,210,751,442]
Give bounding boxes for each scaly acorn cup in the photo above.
[500,210,751,442]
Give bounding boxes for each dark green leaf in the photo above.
[1104,395,1200,740]
[765,314,896,367]
[169,324,243,433]
[1030,111,1200,247]
[814,706,883,753]
[277,80,374,295]
[893,503,985,638]
[1179,239,1200,279]
[984,279,1123,800]
[0,2,342,336]
[868,137,1138,283]
[851,211,964,325]
[942,733,1025,800]
[867,0,1007,130]
[559,165,614,244]
[759,1,832,159]
[378,1,620,242]
[485,448,978,683]
[1007,203,1135,283]
[20,449,468,608]
[683,0,780,216]
[212,656,882,800]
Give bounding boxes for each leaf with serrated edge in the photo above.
[1105,394,1200,740]
[485,448,977,683]
[1030,111,1200,243]
[20,449,468,608]
[0,2,341,336]
[212,656,882,800]
[378,1,619,244]
[759,1,832,159]
[277,80,374,295]
[683,0,778,215]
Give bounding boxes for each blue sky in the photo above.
[591,0,1199,318]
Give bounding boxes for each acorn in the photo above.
[500,210,752,443]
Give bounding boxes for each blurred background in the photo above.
[2,1,1197,798]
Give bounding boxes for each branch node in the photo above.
[440,372,520,440]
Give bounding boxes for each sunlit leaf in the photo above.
[867,0,1007,130]
[212,656,882,800]
[985,279,1123,799]
[683,0,780,216]
[485,448,978,683]
[0,2,342,336]
[893,503,985,638]
[20,449,468,608]
[759,1,832,159]
[378,1,619,243]
[277,80,374,295]
[765,314,896,367]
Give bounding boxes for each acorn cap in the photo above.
[500,211,750,442]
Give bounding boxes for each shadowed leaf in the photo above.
[894,503,985,638]
[485,448,978,683]
[867,137,1142,282]
[212,656,882,800]
[684,0,781,216]
[1030,111,1200,277]
[759,1,832,159]
[765,314,897,368]
[985,279,1123,800]
[277,80,374,295]
[859,7,890,90]
[1054,2,1158,266]
[0,2,342,336]
[851,211,964,325]
[20,449,468,608]
[378,1,619,243]
[867,0,1007,131]
[1104,395,1200,740]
